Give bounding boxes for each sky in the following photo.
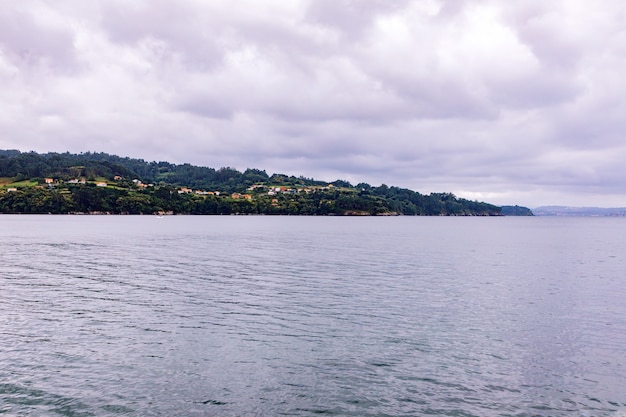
[1,0,626,208]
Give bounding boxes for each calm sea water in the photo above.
[1,215,625,416]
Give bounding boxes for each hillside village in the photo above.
[8,175,340,201]
[0,150,511,216]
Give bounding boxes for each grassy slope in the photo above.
[1,179,38,188]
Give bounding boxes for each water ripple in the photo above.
[1,215,626,416]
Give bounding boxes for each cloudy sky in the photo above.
[1,1,625,207]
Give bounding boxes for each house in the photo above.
[96,182,107,187]
[247,184,265,191]
[178,187,192,194]
[132,179,148,188]
[114,175,122,181]
[7,188,17,192]
[44,178,54,184]
[67,179,86,184]
[231,193,242,199]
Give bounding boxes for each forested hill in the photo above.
[0,149,510,216]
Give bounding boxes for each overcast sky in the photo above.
[2,1,625,207]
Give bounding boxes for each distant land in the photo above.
[500,205,534,216]
[0,149,530,216]
[533,206,626,216]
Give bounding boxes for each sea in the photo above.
[1,215,625,417]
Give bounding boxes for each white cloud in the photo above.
[1,0,626,207]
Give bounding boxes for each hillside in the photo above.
[500,205,534,216]
[0,150,509,216]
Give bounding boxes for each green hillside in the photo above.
[0,150,508,216]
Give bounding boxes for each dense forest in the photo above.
[0,150,527,216]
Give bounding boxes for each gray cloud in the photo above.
[2,0,626,207]
[306,0,411,40]
[0,5,77,72]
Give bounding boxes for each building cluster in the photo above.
[172,183,336,201]
[177,187,220,196]
[3,176,337,202]
[248,184,334,196]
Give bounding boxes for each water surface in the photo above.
[1,215,625,416]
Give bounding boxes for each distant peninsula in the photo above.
[533,206,626,216]
[0,150,529,216]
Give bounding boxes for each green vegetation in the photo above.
[500,205,534,216]
[0,149,508,216]
[2,179,38,188]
